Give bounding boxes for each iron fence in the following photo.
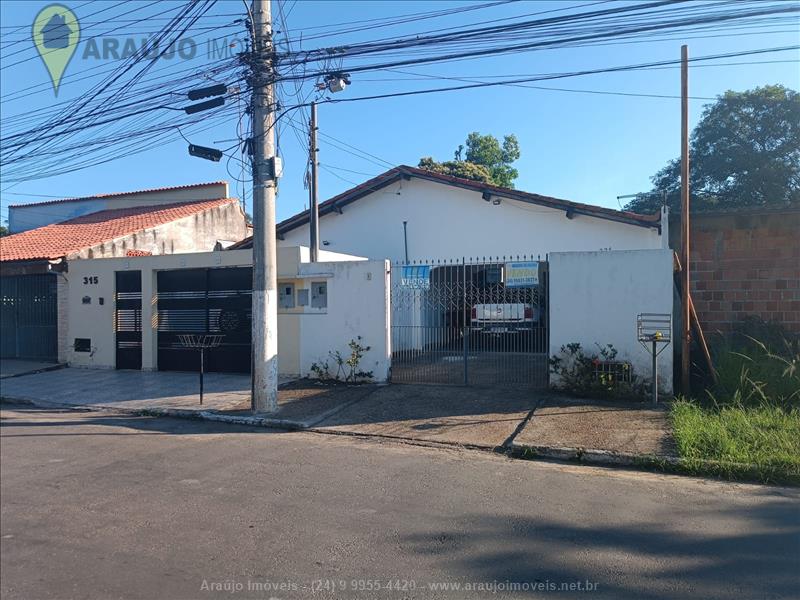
[390,256,548,388]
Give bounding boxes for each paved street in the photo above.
[1,405,798,600]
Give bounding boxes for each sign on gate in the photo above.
[504,261,539,287]
[400,265,431,289]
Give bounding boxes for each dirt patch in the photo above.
[314,384,541,448]
[218,379,379,423]
[514,396,676,457]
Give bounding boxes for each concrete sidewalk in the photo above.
[0,368,377,428]
[511,396,676,460]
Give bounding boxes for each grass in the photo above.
[670,399,800,485]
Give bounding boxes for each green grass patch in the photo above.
[670,399,800,485]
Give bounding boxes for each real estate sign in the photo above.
[400,265,431,289]
[505,261,539,287]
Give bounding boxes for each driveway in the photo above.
[314,384,540,447]
[2,405,797,600]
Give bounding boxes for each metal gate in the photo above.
[0,274,58,361]
[156,267,252,373]
[115,271,142,370]
[390,256,548,388]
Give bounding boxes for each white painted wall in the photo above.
[9,183,229,233]
[549,249,674,394]
[65,247,391,382]
[280,178,663,262]
[295,259,391,381]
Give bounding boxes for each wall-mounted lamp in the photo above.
[482,191,492,202]
[565,207,576,220]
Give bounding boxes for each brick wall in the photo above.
[670,208,800,334]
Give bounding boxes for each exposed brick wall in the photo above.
[670,208,800,334]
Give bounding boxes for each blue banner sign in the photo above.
[400,265,431,289]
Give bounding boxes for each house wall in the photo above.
[9,183,229,233]
[670,209,800,334]
[68,201,248,259]
[549,249,674,394]
[64,248,391,381]
[280,178,665,261]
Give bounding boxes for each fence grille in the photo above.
[0,274,57,361]
[390,256,548,388]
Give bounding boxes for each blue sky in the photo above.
[1,0,798,226]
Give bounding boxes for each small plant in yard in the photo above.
[309,336,374,383]
[549,342,643,400]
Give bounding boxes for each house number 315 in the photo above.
[83,276,99,284]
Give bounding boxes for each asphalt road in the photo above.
[1,405,798,600]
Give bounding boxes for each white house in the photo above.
[264,165,668,261]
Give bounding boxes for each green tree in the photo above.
[417,157,493,184]
[418,132,521,188]
[627,85,800,213]
[0,224,8,237]
[464,132,520,188]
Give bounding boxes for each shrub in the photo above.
[549,343,644,400]
[310,336,374,383]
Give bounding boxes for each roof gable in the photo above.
[275,165,660,234]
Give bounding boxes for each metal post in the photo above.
[680,44,691,397]
[402,221,409,263]
[309,101,319,262]
[250,0,279,412]
[199,348,204,405]
[462,257,468,386]
[651,339,658,405]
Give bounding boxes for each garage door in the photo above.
[156,267,252,373]
[0,274,58,361]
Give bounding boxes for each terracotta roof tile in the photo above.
[0,198,235,262]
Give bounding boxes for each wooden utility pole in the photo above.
[250,0,279,412]
[680,44,691,397]
[309,102,319,262]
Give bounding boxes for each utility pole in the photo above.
[680,44,691,397]
[250,0,279,412]
[309,102,319,262]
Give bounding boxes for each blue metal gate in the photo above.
[0,274,58,361]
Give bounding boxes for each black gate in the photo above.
[390,256,548,388]
[115,271,142,370]
[156,267,251,373]
[0,274,58,361]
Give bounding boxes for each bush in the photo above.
[549,343,644,400]
[310,337,374,383]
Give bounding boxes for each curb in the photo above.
[0,363,67,380]
[508,442,679,467]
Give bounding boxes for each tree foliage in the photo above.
[418,132,521,188]
[627,85,800,214]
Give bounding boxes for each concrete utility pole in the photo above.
[680,44,691,397]
[309,102,319,262]
[250,0,279,412]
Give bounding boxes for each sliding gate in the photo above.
[390,256,548,388]
[156,267,252,373]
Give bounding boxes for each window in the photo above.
[279,283,295,309]
[311,281,327,308]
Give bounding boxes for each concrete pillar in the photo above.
[140,268,158,370]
